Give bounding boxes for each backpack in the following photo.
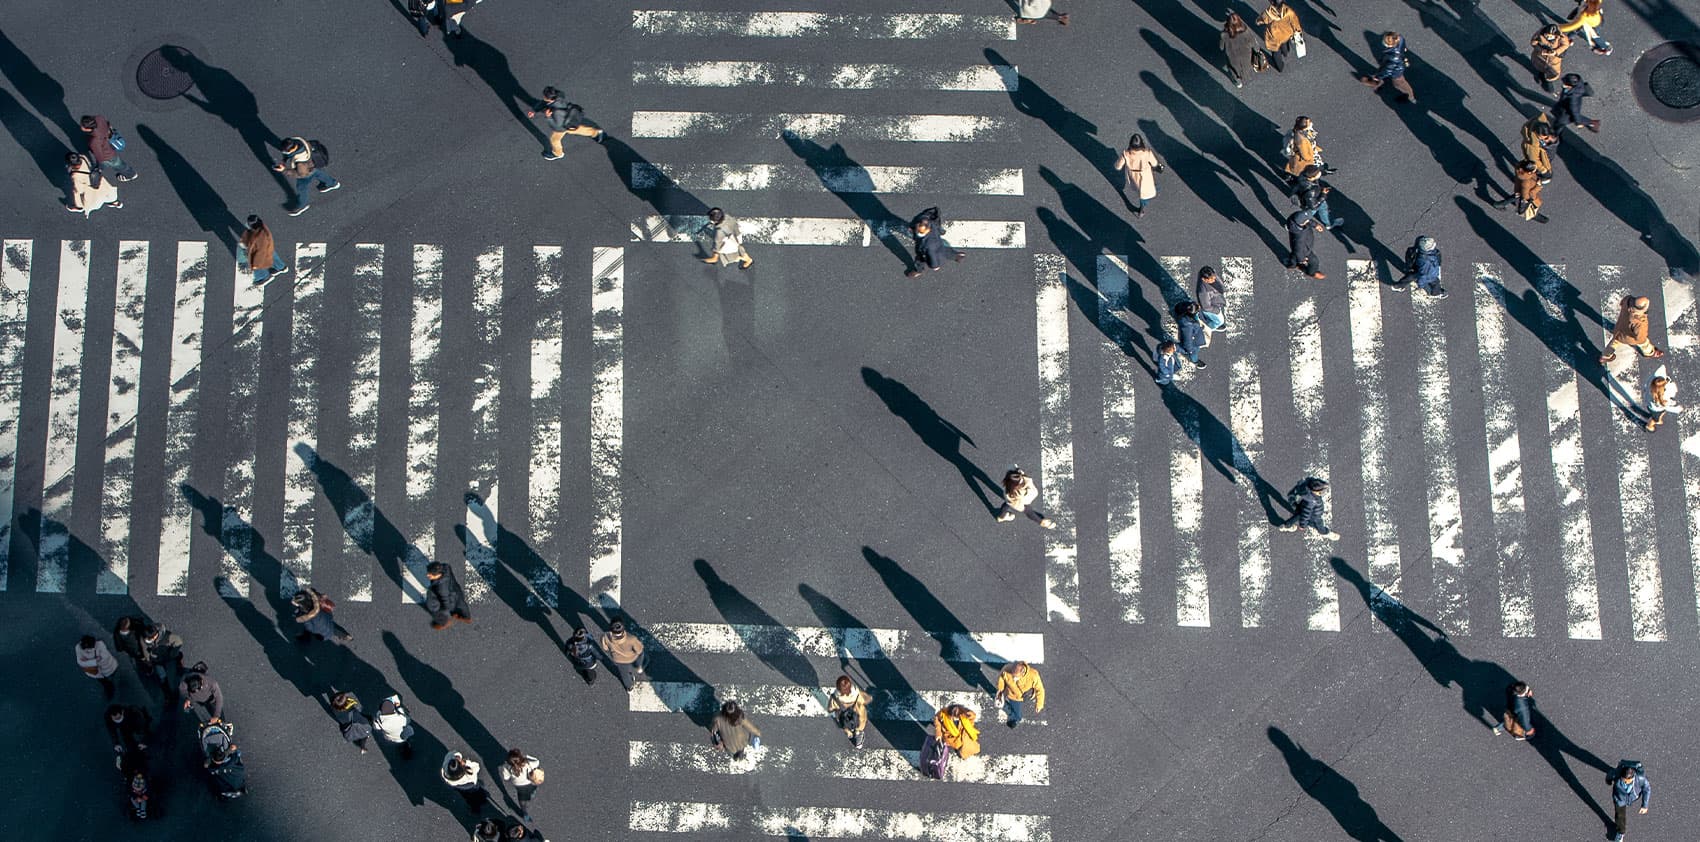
[919,734,950,779]
[1403,244,1420,273]
[1280,131,1296,160]
[1614,760,1644,781]
[309,140,330,169]
[110,126,127,152]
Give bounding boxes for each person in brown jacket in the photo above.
[238,215,290,284]
[1257,0,1302,72]
[1519,114,1558,183]
[827,675,871,749]
[64,153,121,217]
[1492,160,1547,223]
[710,701,762,761]
[599,619,649,691]
[1530,25,1571,93]
[1282,117,1333,181]
[996,467,1055,528]
[1601,296,1665,363]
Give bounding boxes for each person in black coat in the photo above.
[1284,212,1326,279]
[111,616,151,672]
[904,207,965,278]
[106,704,152,755]
[1290,166,1343,230]
[1173,301,1208,369]
[426,561,472,629]
[141,624,185,692]
[1550,73,1600,132]
[1493,681,1536,739]
[1278,477,1339,540]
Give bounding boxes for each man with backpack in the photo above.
[527,87,606,159]
[80,115,138,182]
[1392,235,1446,299]
[1609,761,1650,841]
[272,136,340,217]
[904,207,965,278]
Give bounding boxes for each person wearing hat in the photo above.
[1551,73,1600,133]
[599,618,649,690]
[1601,296,1665,363]
[1278,477,1339,540]
[1392,235,1446,299]
[426,561,473,629]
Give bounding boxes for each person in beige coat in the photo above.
[1601,295,1665,363]
[710,701,762,761]
[996,467,1055,528]
[1114,134,1162,217]
[65,153,121,217]
[1529,24,1571,93]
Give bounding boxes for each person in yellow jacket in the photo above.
[1256,0,1303,72]
[1559,0,1611,55]
[1519,114,1559,183]
[931,704,980,759]
[995,661,1045,728]
[827,675,871,750]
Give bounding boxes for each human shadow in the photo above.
[1268,726,1405,841]
[1126,0,1224,65]
[1527,708,1617,832]
[1131,104,1285,260]
[454,500,571,656]
[0,30,80,146]
[1157,388,1287,519]
[781,132,912,269]
[798,583,925,752]
[987,49,1117,187]
[158,46,291,196]
[860,367,1001,514]
[1285,0,1374,71]
[1037,166,1184,343]
[137,124,241,254]
[1398,0,1549,109]
[618,608,718,727]
[1356,32,1519,182]
[383,630,507,768]
[695,559,823,706]
[1552,131,1700,278]
[292,443,430,606]
[1620,0,1700,42]
[605,135,711,218]
[862,546,996,694]
[444,34,546,146]
[0,88,71,190]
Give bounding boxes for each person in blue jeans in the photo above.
[1392,235,1446,299]
[1154,340,1183,385]
[1609,762,1650,841]
[238,216,291,285]
[273,137,340,217]
[1174,301,1208,369]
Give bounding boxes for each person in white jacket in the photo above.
[371,695,415,759]
[1645,366,1681,432]
[76,636,119,697]
[442,751,488,814]
[499,749,545,823]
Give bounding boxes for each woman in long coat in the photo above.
[65,153,120,217]
[1220,13,1259,88]
[1114,134,1161,216]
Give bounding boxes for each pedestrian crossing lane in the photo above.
[215,260,268,598]
[96,242,149,594]
[339,244,385,602]
[1288,295,1338,631]
[1532,265,1603,639]
[1662,272,1700,631]
[36,239,90,594]
[1096,256,1143,623]
[0,240,30,589]
[462,248,503,604]
[1222,257,1270,629]
[401,245,444,603]
[1600,275,1667,641]
[1346,260,1402,625]
[157,242,209,597]
[1471,265,1534,637]
[527,245,566,607]
[1410,268,1467,634]
[281,243,328,597]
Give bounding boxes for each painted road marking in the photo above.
[463,248,503,604]
[1600,278,1667,641]
[630,163,1024,195]
[1473,265,1534,637]
[215,258,268,599]
[1221,256,1270,628]
[1034,254,1078,622]
[341,244,384,602]
[631,215,1026,249]
[1345,260,1401,628]
[402,245,443,603]
[156,242,207,596]
[1096,255,1143,623]
[627,741,1049,785]
[590,247,624,610]
[630,111,1019,142]
[527,246,565,608]
[36,240,90,593]
[1662,274,1700,634]
[1288,297,1338,631]
[633,61,1019,91]
[280,243,327,598]
[95,241,149,594]
[631,10,1018,40]
[0,241,30,590]
[1410,276,1468,635]
[633,681,1043,725]
[629,802,1050,840]
[642,622,1044,663]
[1530,266,1601,639]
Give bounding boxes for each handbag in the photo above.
[1252,50,1270,73]
[110,127,127,152]
[1520,201,1538,220]
[1291,31,1307,58]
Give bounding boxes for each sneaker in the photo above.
[1426,288,1449,300]
[853,732,865,749]
[1308,272,1326,280]
[289,204,311,217]
[996,512,1016,523]
[739,257,753,270]
[317,182,341,193]
[1491,725,1503,735]
[904,269,923,278]
[272,265,292,279]
[456,614,473,624]
[596,131,607,144]
[1513,735,1526,741]
[1056,12,1069,24]
[542,152,563,160]
[119,174,138,182]
[1234,79,1243,89]
[1194,359,1208,369]
[109,201,124,209]
[1321,531,1342,541]
[1277,524,1299,532]
[65,204,80,213]
[1598,354,1615,363]
[1649,348,1666,358]
[1390,282,1412,293]
[953,252,966,263]
[431,621,450,630]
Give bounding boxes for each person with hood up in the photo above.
[904,207,964,278]
[293,586,352,643]
[76,636,119,698]
[1392,236,1447,299]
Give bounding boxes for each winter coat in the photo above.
[1292,177,1326,211]
[68,157,119,213]
[599,631,645,665]
[565,636,601,669]
[1611,771,1650,808]
[281,137,316,177]
[76,641,119,679]
[107,706,153,753]
[112,618,150,663]
[240,224,276,273]
[828,689,871,732]
[711,714,762,755]
[1176,314,1206,356]
[1196,275,1228,317]
[1257,3,1301,51]
[372,703,414,743]
[332,696,372,744]
[1221,26,1258,80]
[1513,168,1543,207]
[441,754,482,789]
[932,709,980,758]
[915,227,952,268]
[426,567,467,615]
[1290,486,1326,528]
[1017,0,1053,18]
[1284,131,1320,177]
[1115,147,1160,200]
[997,666,1046,708]
[1531,29,1570,81]
[1507,691,1536,733]
[1286,215,1318,260]
[1003,472,1040,511]
[181,675,225,720]
[541,101,584,132]
[500,755,544,788]
[1154,350,1182,383]
[1646,367,1681,413]
[1552,80,1594,122]
[1611,297,1650,345]
[709,214,744,256]
[85,115,118,163]
[1521,114,1556,172]
[294,588,339,638]
[1374,36,1409,78]
[1404,246,1442,286]
[143,629,184,667]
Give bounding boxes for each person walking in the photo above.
[932,704,980,757]
[472,818,509,842]
[1560,0,1612,56]
[237,216,291,285]
[76,636,119,698]
[1278,477,1339,540]
[1643,366,1680,432]
[106,704,152,756]
[1221,13,1260,88]
[526,87,606,159]
[499,749,545,823]
[439,0,476,37]
[1392,235,1447,298]
[503,822,549,841]
[995,661,1046,728]
[329,691,374,754]
[1257,0,1304,72]
[710,701,762,761]
[1014,0,1068,25]
[1600,295,1666,363]
[1282,117,1334,180]
[426,561,473,629]
[372,695,416,759]
[1492,681,1536,739]
[1113,134,1162,217]
[1154,340,1183,386]
[1520,113,1560,184]
[1359,31,1417,103]
[1608,762,1651,841]
[996,467,1056,528]
[141,624,185,693]
[442,750,489,814]
[293,586,352,643]
[700,208,753,269]
[904,207,965,278]
[111,616,151,674]
[1492,160,1548,222]
[1530,24,1572,93]
[79,115,138,182]
[600,618,650,690]
[1551,73,1601,133]
[180,664,225,722]
[564,627,601,684]
[1174,301,1209,369]
[1195,266,1230,343]
[272,137,340,217]
[64,153,121,217]
[406,0,434,36]
[1290,166,1344,232]
[1284,212,1326,280]
[827,676,872,749]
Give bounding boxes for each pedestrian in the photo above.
[1290,165,1344,231]
[111,616,151,674]
[106,704,152,756]
[441,751,489,813]
[294,586,352,643]
[504,822,549,841]
[1359,32,1417,103]
[1174,301,1209,368]
[599,618,649,690]
[237,215,291,285]
[500,749,545,823]
[76,636,119,698]
[1551,73,1601,133]
[64,153,121,217]
[1282,116,1334,180]
[1392,235,1447,299]
[827,676,872,749]
[328,691,373,754]
[1560,0,1612,56]
[1257,0,1304,72]
[1643,366,1681,432]
[1278,477,1340,540]
[1492,160,1548,222]
[1195,266,1231,341]
[710,700,763,761]
[700,207,753,269]
[1013,0,1068,25]
[904,207,965,278]
[1600,295,1666,363]
[1284,212,1327,280]
[995,661,1046,728]
[426,561,473,629]
[996,467,1056,528]
[1530,24,1572,93]
[932,703,980,758]
[472,818,509,842]
[526,87,606,159]
[372,694,416,759]
[1609,761,1651,841]
[564,627,601,685]
[1519,113,1560,184]
[79,115,138,182]
[141,624,185,692]
[180,663,225,722]
[1492,681,1536,739]
[1113,134,1163,217]
[272,136,340,217]
[1221,13,1261,88]
[439,0,475,37]
[1154,340,1183,386]
[407,0,434,36]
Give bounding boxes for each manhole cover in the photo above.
[136,47,195,100]
[1649,55,1700,109]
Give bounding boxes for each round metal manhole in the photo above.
[1633,41,1700,122]
[135,47,195,100]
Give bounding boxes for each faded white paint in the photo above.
[633,61,1019,92]
[1220,257,1269,628]
[1600,278,1667,641]
[0,241,31,591]
[630,111,1018,142]
[1661,274,1700,635]
[1171,400,1209,627]
[156,242,208,596]
[1410,279,1468,635]
[642,621,1044,662]
[1533,266,1600,639]
[628,801,733,833]
[629,801,1050,840]
[342,244,384,602]
[281,243,327,598]
[631,215,1026,249]
[631,10,1017,40]
[1096,255,1142,623]
[527,246,565,608]
[217,259,268,599]
[631,163,1024,195]
[1288,298,1337,630]
[632,681,1042,724]
[96,242,149,594]
[1346,260,1401,626]
[36,240,90,593]
[402,245,444,603]
[590,247,624,610]
[1034,254,1078,622]
[463,248,503,603]
[1472,265,1534,637]
[627,741,1049,785]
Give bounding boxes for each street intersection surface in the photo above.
[2,0,1699,839]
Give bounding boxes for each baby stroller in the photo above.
[117,750,150,820]
[199,720,247,799]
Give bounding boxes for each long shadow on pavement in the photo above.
[696,559,823,707]
[798,583,925,752]
[138,124,242,255]
[862,546,996,695]
[159,46,292,197]
[781,132,913,270]
[1269,726,1406,841]
[860,367,1001,516]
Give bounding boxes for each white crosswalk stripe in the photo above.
[631,216,1027,249]
[1411,273,1468,635]
[281,243,328,598]
[340,244,384,602]
[462,248,503,604]
[527,246,566,608]
[1033,255,1078,623]
[1096,256,1144,624]
[1222,256,1270,628]
[628,741,1049,785]
[643,622,1044,663]
[156,242,208,596]
[36,239,90,594]
[1347,260,1401,628]
[590,246,625,611]
[629,801,1050,840]
[632,61,1018,91]
[96,242,149,594]
[216,259,267,599]
[1663,274,1700,634]
[630,162,1024,195]
[401,245,443,603]
[1288,296,1339,632]
[0,240,32,590]
[1472,265,1534,637]
[1600,277,1667,641]
[631,111,1019,143]
[1532,265,1602,639]
[631,10,1018,40]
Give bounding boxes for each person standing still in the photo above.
[996,467,1056,528]
[1551,73,1601,133]
[1392,235,1446,298]
[1530,24,1572,93]
[111,616,151,675]
[1519,113,1560,184]
[1278,477,1339,540]
[64,153,121,217]
[1643,366,1680,432]
[141,624,185,693]
[1493,681,1536,739]
[1360,32,1416,103]
[500,749,545,823]
[442,751,489,813]
[1195,266,1230,341]
[701,208,753,269]
[600,619,649,690]
[827,676,871,749]
[1153,340,1183,385]
[426,561,473,629]
[1114,134,1162,217]
[106,704,152,755]
[1600,295,1665,363]
[1174,301,1209,368]
[710,701,762,761]
[905,207,965,278]
[995,661,1045,728]
[1257,0,1303,72]
[527,88,605,159]
[273,137,340,217]
[76,637,119,698]
[1608,762,1650,841]
[1221,13,1260,88]
[1285,212,1327,279]
[80,115,138,182]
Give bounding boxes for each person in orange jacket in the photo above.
[995,661,1045,728]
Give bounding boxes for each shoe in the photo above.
[119,174,138,182]
[1491,725,1503,735]
[337,632,354,642]
[1194,359,1207,369]
[1234,80,1243,89]
[456,614,473,624]
[904,269,923,278]
[432,622,450,630]
[1056,12,1069,24]
[360,746,368,754]
[703,255,719,264]
[1321,531,1341,541]
[1278,524,1299,532]
[1133,207,1145,217]
[109,201,124,209]
[1015,16,1036,23]
[289,204,311,217]
[996,512,1016,522]
[739,257,753,270]
[65,204,80,213]
[1007,719,1019,729]
[953,252,966,263]
[1585,120,1600,133]
[595,131,607,144]
[1328,220,1345,230]
[317,182,341,193]
[1513,735,1526,741]
[634,665,645,674]
[1649,348,1666,358]
[1390,281,1412,293]
[272,265,292,278]
[1427,288,1449,300]
[1321,165,1338,175]
[1040,518,1056,529]
[542,152,563,160]
[853,732,865,749]
[1308,272,1327,280]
